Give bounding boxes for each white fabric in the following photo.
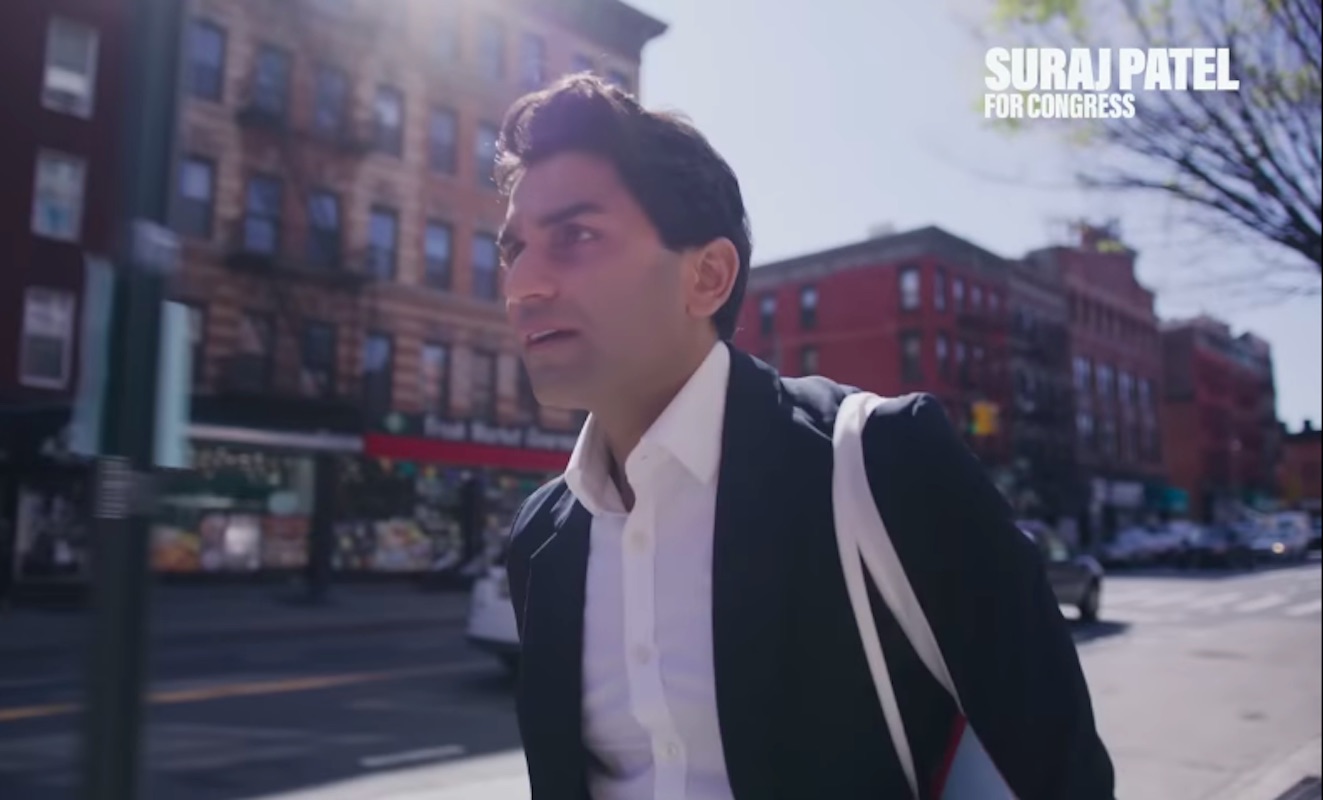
[566,342,736,800]
[831,392,974,798]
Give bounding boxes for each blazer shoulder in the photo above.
[507,476,569,560]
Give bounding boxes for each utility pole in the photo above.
[80,1,183,799]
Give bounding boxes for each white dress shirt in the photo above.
[564,341,736,800]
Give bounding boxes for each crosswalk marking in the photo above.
[1133,591,1200,609]
[1284,599,1322,617]
[1185,591,1244,611]
[1234,593,1288,613]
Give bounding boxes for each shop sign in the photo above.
[380,413,578,454]
[1107,481,1145,508]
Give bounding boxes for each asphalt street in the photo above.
[0,561,1318,800]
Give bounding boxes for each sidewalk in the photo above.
[0,583,471,657]
[246,751,531,800]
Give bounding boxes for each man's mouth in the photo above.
[524,329,577,347]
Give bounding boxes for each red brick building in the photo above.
[1278,421,1321,521]
[0,0,127,410]
[154,0,665,578]
[1025,223,1166,540]
[734,226,1013,469]
[1162,315,1280,522]
[0,0,130,587]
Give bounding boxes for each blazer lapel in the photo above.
[519,487,592,790]
[712,351,802,798]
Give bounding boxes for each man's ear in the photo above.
[685,238,740,322]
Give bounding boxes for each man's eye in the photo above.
[553,225,595,247]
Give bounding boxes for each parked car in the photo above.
[1180,525,1254,570]
[1309,519,1322,553]
[1250,514,1312,563]
[1022,526,1105,622]
[466,552,520,674]
[1101,525,1175,567]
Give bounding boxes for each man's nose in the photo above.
[503,252,558,313]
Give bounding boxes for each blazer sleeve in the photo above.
[861,393,1116,800]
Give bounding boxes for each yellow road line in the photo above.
[0,659,490,724]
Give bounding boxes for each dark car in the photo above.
[1021,525,1105,622]
[1180,525,1254,569]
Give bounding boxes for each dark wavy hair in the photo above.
[495,74,752,341]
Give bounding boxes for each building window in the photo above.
[1100,418,1117,457]
[472,232,500,300]
[972,345,985,382]
[470,349,497,420]
[901,332,923,382]
[188,20,226,100]
[242,174,283,254]
[477,18,505,80]
[420,343,450,416]
[800,346,819,376]
[571,53,595,74]
[988,290,1000,314]
[251,44,291,117]
[476,122,498,187]
[1074,356,1092,393]
[759,294,776,335]
[300,322,337,398]
[31,150,86,242]
[1118,370,1134,405]
[176,156,215,238]
[1076,411,1095,448]
[936,334,949,377]
[800,285,818,329]
[606,69,632,93]
[307,190,341,268]
[234,312,275,391]
[373,85,404,156]
[424,221,453,290]
[429,107,458,173]
[971,284,983,310]
[368,206,398,280]
[934,269,947,312]
[899,266,921,311]
[19,288,76,389]
[185,303,206,386]
[955,341,968,383]
[313,65,349,136]
[1096,363,1114,400]
[1138,377,1153,411]
[362,333,393,416]
[520,33,547,89]
[43,17,99,118]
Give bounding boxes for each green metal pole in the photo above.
[80,0,183,798]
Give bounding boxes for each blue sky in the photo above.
[625,0,1322,431]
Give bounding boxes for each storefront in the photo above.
[0,407,93,601]
[150,425,360,579]
[146,414,577,580]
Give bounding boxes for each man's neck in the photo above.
[595,338,719,510]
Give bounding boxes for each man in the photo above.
[496,74,1115,800]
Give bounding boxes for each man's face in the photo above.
[500,152,690,411]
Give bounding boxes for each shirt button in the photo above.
[632,644,653,665]
[628,529,649,552]
[662,741,682,760]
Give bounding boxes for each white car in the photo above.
[466,564,521,673]
[1250,515,1312,563]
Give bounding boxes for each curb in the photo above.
[0,611,469,659]
[1208,737,1323,800]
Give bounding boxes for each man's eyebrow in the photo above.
[499,201,605,249]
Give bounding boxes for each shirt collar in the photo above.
[565,341,731,514]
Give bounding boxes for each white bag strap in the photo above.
[832,392,970,797]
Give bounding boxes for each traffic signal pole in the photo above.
[80,1,183,799]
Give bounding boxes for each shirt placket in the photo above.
[622,464,688,799]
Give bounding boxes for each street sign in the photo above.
[69,256,116,457]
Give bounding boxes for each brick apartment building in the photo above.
[1278,421,1321,521]
[0,0,130,587]
[1006,252,1076,521]
[1162,315,1280,522]
[1025,223,1166,542]
[734,225,1013,471]
[152,0,666,578]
